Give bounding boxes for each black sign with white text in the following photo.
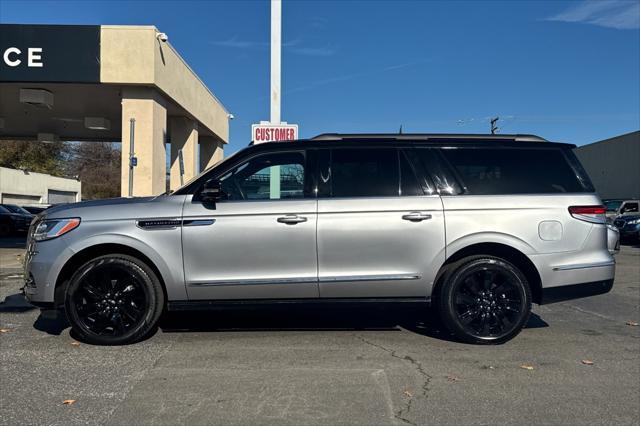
[0,24,100,82]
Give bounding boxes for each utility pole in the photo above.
[270,0,282,199]
[128,118,136,197]
[490,116,499,134]
[271,0,281,125]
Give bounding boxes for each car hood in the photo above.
[2,212,31,220]
[44,195,187,221]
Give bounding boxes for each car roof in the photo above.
[177,133,575,194]
[247,133,575,152]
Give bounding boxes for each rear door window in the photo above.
[399,150,423,196]
[441,147,590,195]
[331,148,399,197]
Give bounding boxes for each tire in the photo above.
[436,255,532,345]
[64,254,165,345]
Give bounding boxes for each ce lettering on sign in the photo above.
[2,47,43,68]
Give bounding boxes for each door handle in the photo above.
[277,215,308,225]
[402,212,432,222]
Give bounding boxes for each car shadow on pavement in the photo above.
[159,305,549,344]
[22,299,548,344]
[32,309,70,336]
[0,293,38,313]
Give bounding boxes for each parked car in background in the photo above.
[604,199,640,222]
[23,133,619,346]
[0,204,33,236]
[613,214,640,242]
[22,206,49,215]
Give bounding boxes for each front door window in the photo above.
[218,152,305,201]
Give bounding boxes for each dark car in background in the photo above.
[0,204,33,236]
[613,214,640,242]
[604,199,640,222]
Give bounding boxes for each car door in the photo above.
[316,147,445,298]
[182,149,319,300]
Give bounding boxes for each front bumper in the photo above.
[23,234,74,307]
[619,225,640,238]
[613,218,640,239]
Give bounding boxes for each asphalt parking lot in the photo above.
[0,239,638,425]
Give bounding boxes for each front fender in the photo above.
[63,231,187,300]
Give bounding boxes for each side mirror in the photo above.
[201,179,222,202]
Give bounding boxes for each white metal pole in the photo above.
[270,0,282,199]
[270,0,281,125]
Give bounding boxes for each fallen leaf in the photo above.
[70,342,80,346]
[0,329,9,333]
[581,359,594,365]
[446,375,460,382]
[520,364,535,370]
[62,400,76,405]
[403,390,413,398]
[625,321,639,327]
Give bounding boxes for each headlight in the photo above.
[33,218,80,241]
[626,218,640,225]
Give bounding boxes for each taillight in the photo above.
[568,205,606,224]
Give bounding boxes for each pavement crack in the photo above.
[356,335,432,426]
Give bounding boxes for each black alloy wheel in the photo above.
[65,254,164,345]
[437,256,531,344]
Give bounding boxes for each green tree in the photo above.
[0,140,70,176]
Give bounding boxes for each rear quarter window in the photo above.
[441,147,592,195]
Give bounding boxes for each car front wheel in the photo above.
[64,254,165,345]
[436,255,532,344]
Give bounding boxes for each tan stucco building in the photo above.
[0,24,229,196]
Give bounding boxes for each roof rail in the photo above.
[310,133,548,143]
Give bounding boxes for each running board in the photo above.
[167,297,430,311]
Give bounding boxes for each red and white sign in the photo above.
[252,123,299,144]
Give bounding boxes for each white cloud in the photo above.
[210,36,334,56]
[546,0,640,30]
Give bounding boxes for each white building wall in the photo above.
[0,167,82,205]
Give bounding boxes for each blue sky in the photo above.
[1,0,639,154]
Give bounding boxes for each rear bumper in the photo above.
[530,250,616,305]
[540,279,614,304]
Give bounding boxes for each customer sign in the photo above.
[251,123,299,144]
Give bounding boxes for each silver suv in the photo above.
[23,134,618,345]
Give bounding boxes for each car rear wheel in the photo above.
[64,254,164,345]
[436,255,532,344]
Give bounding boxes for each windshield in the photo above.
[0,206,10,213]
[604,200,623,212]
[2,204,31,215]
